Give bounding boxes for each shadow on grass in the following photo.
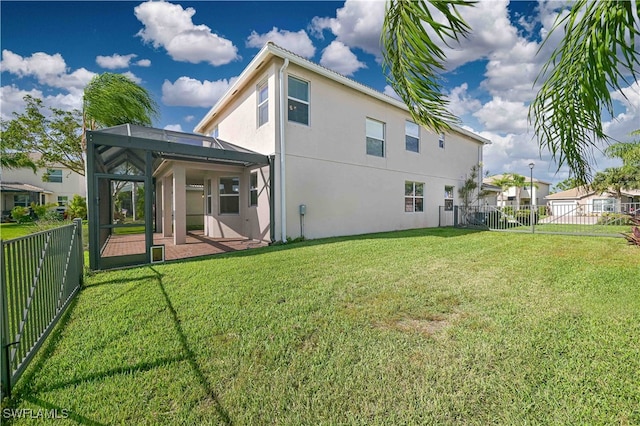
[3,268,233,425]
[149,266,232,425]
[1,297,109,426]
[163,227,488,267]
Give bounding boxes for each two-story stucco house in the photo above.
[0,154,86,220]
[183,42,490,243]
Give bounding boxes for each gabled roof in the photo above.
[194,42,491,146]
[483,174,552,186]
[0,182,52,194]
[545,186,595,200]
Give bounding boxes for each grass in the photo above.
[2,228,640,424]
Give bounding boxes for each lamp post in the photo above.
[529,162,535,233]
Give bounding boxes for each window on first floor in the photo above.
[444,186,454,211]
[249,172,258,206]
[14,194,30,207]
[57,196,68,206]
[219,177,240,214]
[593,198,615,212]
[366,118,385,157]
[438,133,445,149]
[405,181,424,212]
[47,169,63,183]
[206,179,212,215]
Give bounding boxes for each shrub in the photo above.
[11,206,32,223]
[502,206,515,216]
[597,213,631,226]
[67,195,87,220]
[515,209,539,226]
[30,202,59,219]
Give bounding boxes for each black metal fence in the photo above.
[1,219,83,397]
[440,203,638,237]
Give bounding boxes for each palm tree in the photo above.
[381,0,639,184]
[81,73,159,154]
[490,175,514,208]
[509,173,527,211]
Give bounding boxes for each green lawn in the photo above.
[2,228,639,424]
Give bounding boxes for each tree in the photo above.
[552,177,583,193]
[0,73,158,179]
[0,96,84,175]
[381,0,639,184]
[509,173,527,211]
[490,175,514,207]
[591,139,640,197]
[0,150,36,172]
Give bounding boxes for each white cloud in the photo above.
[134,1,239,66]
[0,85,82,120]
[246,27,316,58]
[164,124,183,132]
[1,50,95,91]
[311,0,386,59]
[96,53,137,69]
[319,41,366,76]
[184,115,195,123]
[162,76,238,108]
[136,59,151,67]
[121,71,142,84]
[473,97,529,134]
[447,83,482,117]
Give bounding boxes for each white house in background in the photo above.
[545,186,640,216]
[0,154,86,220]
[188,42,490,242]
[483,174,551,209]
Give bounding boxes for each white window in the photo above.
[405,121,419,153]
[47,169,63,183]
[444,186,454,211]
[287,76,309,125]
[257,82,268,127]
[219,177,240,214]
[593,199,615,213]
[366,118,385,157]
[57,196,68,207]
[206,179,213,215]
[438,133,445,149]
[249,172,258,207]
[405,181,424,212]
[14,194,30,207]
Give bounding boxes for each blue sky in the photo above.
[2,1,638,185]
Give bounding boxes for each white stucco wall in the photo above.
[197,57,486,241]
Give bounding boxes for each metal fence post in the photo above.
[74,218,84,286]
[1,242,11,398]
[454,206,459,227]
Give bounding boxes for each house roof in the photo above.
[194,42,491,146]
[0,182,52,194]
[483,174,552,186]
[545,186,595,200]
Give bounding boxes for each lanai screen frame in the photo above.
[87,125,273,270]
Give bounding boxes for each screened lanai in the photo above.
[87,124,274,270]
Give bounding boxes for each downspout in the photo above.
[278,58,289,243]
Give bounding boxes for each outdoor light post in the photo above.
[529,162,535,233]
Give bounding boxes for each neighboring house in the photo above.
[483,174,551,209]
[0,154,86,220]
[545,186,640,216]
[186,42,490,242]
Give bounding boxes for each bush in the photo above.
[597,213,632,226]
[67,195,87,220]
[515,209,539,226]
[502,206,515,216]
[30,202,59,219]
[11,206,32,223]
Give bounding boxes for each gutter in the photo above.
[278,58,289,243]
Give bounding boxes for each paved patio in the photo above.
[101,230,268,261]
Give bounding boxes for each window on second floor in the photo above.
[258,82,268,127]
[47,169,63,183]
[405,121,420,153]
[366,118,385,157]
[438,133,445,149]
[288,76,309,125]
